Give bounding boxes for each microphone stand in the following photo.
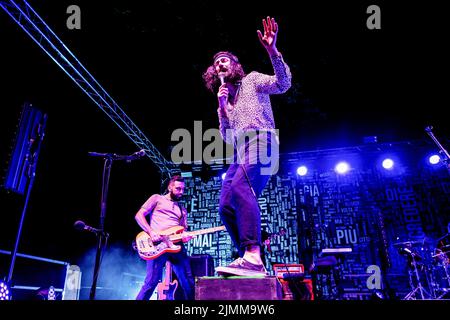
[425,126,450,175]
[87,150,143,300]
[89,156,112,300]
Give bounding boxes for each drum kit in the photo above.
[394,239,450,300]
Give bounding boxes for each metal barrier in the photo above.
[0,249,81,300]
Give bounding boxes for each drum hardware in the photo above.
[432,250,449,262]
[393,241,422,247]
[425,126,450,174]
[403,253,432,300]
[398,245,433,300]
[431,249,450,299]
[397,235,450,300]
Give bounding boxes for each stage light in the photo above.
[48,286,56,300]
[382,158,394,170]
[429,154,440,165]
[296,166,308,176]
[371,290,386,300]
[335,162,349,174]
[0,281,11,300]
[221,173,226,180]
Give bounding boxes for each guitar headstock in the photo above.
[157,261,178,300]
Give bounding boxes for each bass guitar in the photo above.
[157,261,178,300]
[135,225,226,260]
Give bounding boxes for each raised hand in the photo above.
[257,16,279,55]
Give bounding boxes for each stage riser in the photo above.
[195,276,282,300]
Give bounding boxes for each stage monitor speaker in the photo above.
[62,264,82,300]
[190,254,214,277]
[3,102,47,195]
[196,276,282,300]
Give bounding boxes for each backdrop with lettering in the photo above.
[183,140,450,299]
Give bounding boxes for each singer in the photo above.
[202,16,291,276]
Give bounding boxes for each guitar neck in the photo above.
[169,226,225,241]
[188,226,225,236]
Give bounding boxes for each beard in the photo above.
[170,191,182,201]
[217,64,244,86]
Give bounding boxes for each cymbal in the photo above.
[432,252,448,258]
[393,240,422,246]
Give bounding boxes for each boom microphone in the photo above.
[88,149,146,161]
[74,220,103,235]
[122,149,146,161]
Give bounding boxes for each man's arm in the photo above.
[135,194,161,242]
[256,16,292,94]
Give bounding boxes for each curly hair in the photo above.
[202,51,245,93]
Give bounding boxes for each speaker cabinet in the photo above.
[195,276,282,300]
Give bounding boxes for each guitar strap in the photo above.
[174,201,186,227]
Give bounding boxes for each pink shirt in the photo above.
[141,194,188,232]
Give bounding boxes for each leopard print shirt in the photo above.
[217,53,292,144]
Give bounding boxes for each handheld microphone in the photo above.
[218,73,226,85]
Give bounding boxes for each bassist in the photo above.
[135,175,195,300]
